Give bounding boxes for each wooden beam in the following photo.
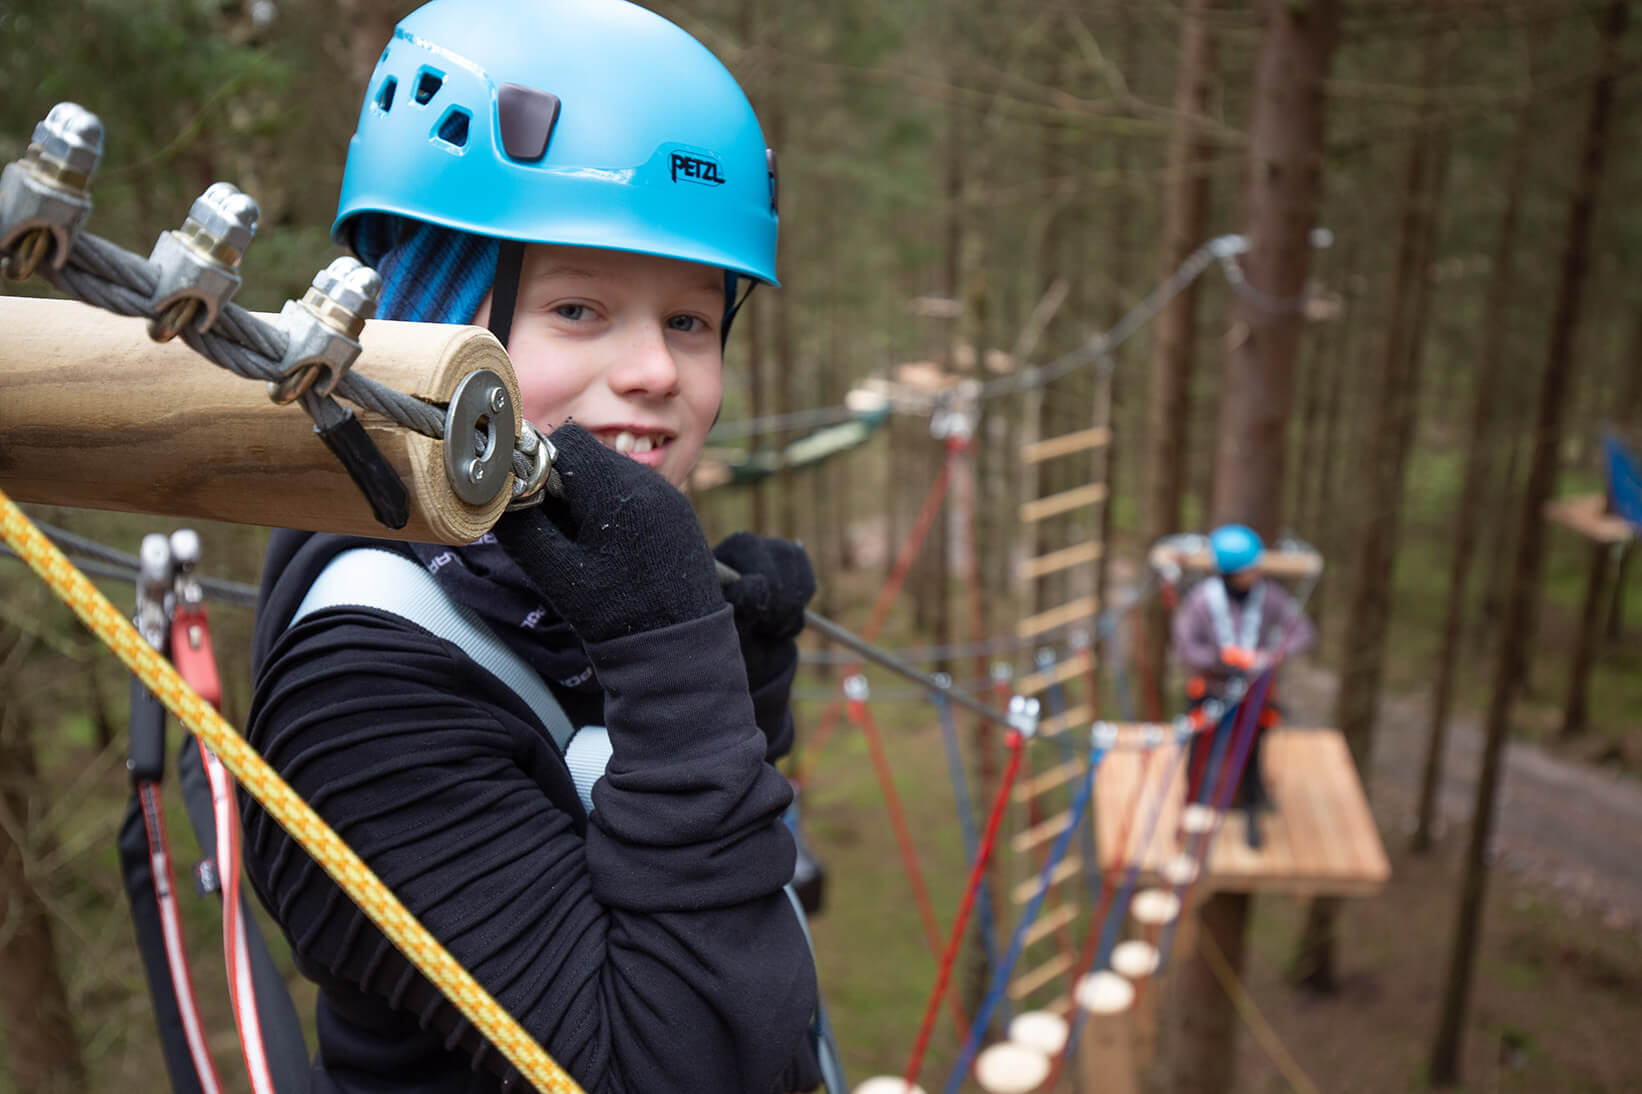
[1014,757,1085,802]
[1020,483,1108,523]
[1011,856,1082,904]
[1147,542,1323,579]
[1018,655,1089,695]
[1023,903,1079,947]
[1038,703,1093,737]
[1019,540,1104,581]
[1017,596,1099,639]
[1021,426,1112,464]
[1009,952,1076,1000]
[1011,810,1074,854]
[1545,492,1636,545]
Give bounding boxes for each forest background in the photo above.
[2,0,1642,1091]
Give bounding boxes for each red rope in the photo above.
[795,451,958,789]
[902,730,1025,1088]
[847,694,970,1042]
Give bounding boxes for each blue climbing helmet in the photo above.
[333,0,779,287]
[1209,524,1263,575]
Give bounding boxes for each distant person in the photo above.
[1171,524,1316,844]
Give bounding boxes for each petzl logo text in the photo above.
[670,152,725,186]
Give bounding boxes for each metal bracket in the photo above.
[444,368,518,507]
[269,257,381,404]
[0,102,103,280]
[1007,695,1040,739]
[147,182,260,340]
[507,421,557,510]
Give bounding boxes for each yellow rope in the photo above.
[0,490,584,1094]
[1196,923,1320,1094]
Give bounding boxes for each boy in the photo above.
[242,3,825,1090]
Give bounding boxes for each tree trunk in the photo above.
[1560,540,1613,738]
[0,631,87,1092]
[1412,96,1533,854]
[1176,3,1340,1091]
[1429,2,1628,1083]
[1141,0,1217,719]
[339,0,405,94]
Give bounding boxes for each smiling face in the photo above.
[471,243,727,488]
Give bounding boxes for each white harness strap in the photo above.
[1204,575,1266,653]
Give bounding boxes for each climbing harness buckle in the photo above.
[0,102,103,281]
[268,257,381,405]
[1006,695,1040,740]
[441,368,518,507]
[147,182,260,341]
[507,421,557,511]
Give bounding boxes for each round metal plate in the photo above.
[443,368,517,507]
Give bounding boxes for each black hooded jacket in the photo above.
[243,529,821,1094]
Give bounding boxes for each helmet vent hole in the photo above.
[414,70,444,105]
[375,77,396,113]
[435,108,470,149]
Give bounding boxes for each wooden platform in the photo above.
[1147,541,1324,580]
[1544,493,1637,545]
[1092,726,1390,896]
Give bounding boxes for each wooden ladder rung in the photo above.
[1014,757,1085,802]
[1020,483,1108,523]
[1009,952,1076,1000]
[1019,540,1104,582]
[1018,656,1087,695]
[1011,809,1074,854]
[1039,703,1093,737]
[1021,427,1112,464]
[1012,855,1082,904]
[1018,596,1099,639]
[1023,902,1079,947]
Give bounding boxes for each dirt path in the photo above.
[1281,657,1642,932]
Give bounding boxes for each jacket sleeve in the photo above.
[1260,584,1317,659]
[1171,585,1224,673]
[242,604,819,1094]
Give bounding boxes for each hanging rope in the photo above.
[932,690,1006,1020]
[844,680,970,1041]
[940,728,1109,1094]
[0,489,585,1094]
[901,728,1026,1088]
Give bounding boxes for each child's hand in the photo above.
[712,532,816,688]
[492,423,722,643]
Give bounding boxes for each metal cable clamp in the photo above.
[507,422,558,510]
[147,182,261,341]
[0,102,103,282]
[269,257,381,405]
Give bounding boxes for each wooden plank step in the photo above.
[1019,540,1104,582]
[1018,655,1088,695]
[1011,809,1074,854]
[1023,903,1079,947]
[1015,757,1085,802]
[1017,596,1099,640]
[1009,952,1076,1000]
[1012,855,1082,904]
[1021,427,1111,464]
[1039,703,1093,738]
[1020,483,1108,523]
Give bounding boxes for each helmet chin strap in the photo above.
[486,239,527,349]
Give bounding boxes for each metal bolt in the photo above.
[467,458,486,484]
[489,387,508,413]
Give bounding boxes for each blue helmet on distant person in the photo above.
[333,0,779,286]
[1210,524,1263,575]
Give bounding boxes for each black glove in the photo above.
[711,532,816,687]
[492,424,723,644]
